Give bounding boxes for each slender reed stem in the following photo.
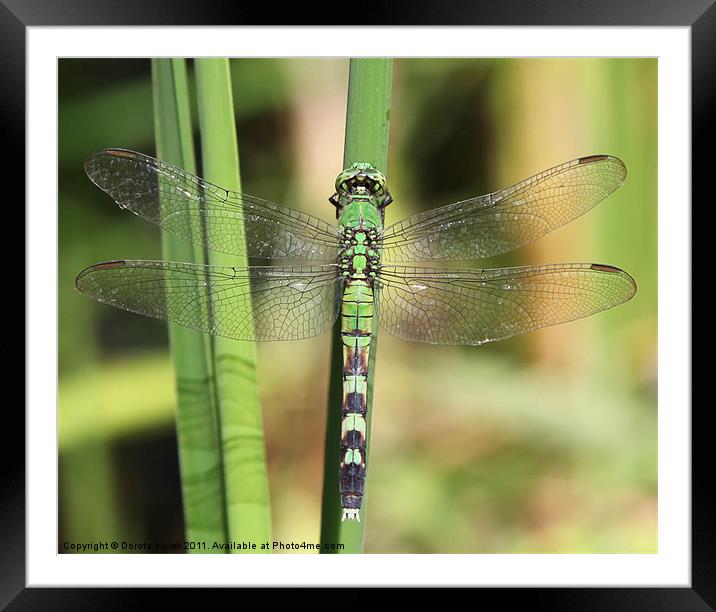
[320,58,393,554]
[194,58,272,551]
[151,58,228,550]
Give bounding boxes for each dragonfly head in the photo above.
[329,162,393,219]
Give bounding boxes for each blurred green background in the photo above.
[58,58,657,553]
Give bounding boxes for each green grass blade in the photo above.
[151,58,229,550]
[194,58,272,551]
[320,58,393,554]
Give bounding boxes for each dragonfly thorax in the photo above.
[339,228,380,280]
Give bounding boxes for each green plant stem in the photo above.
[151,58,228,550]
[320,58,393,554]
[194,58,272,551]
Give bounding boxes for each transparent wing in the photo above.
[85,149,341,261]
[380,155,626,262]
[376,263,636,345]
[75,260,342,341]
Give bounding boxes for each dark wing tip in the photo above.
[578,154,627,184]
[578,154,610,164]
[590,263,621,273]
[84,148,143,182]
[75,260,127,292]
[104,148,140,159]
[85,148,139,162]
[92,259,128,270]
[590,263,638,301]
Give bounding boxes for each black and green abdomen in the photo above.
[339,277,373,519]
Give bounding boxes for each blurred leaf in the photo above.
[59,352,175,450]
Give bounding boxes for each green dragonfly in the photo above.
[76,149,636,522]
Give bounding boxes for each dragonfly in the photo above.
[76,149,636,522]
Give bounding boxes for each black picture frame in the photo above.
[11,0,703,606]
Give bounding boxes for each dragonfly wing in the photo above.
[380,155,626,262]
[376,263,636,345]
[85,149,340,261]
[76,260,342,341]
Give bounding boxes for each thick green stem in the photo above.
[320,59,393,553]
[194,58,272,551]
[151,58,228,549]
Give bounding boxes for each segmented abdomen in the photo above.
[339,278,373,521]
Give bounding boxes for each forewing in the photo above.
[377,263,636,345]
[75,260,342,341]
[380,155,626,262]
[85,149,340,261]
